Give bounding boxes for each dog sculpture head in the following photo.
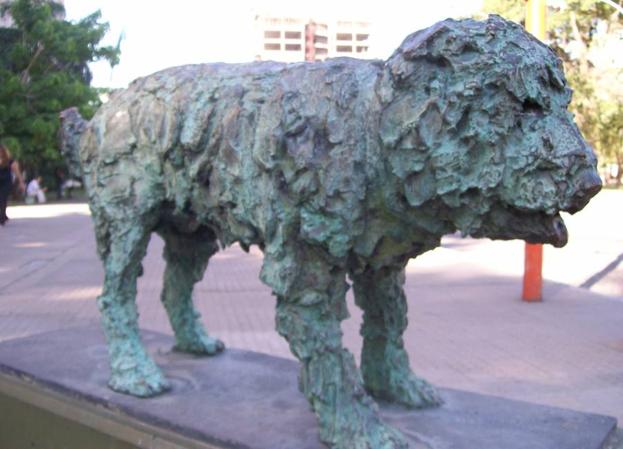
[379,15,601,247]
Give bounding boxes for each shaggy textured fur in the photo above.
[61,15,600,449]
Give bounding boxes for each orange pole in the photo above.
[523,244,543,301]
[522,0,546,302]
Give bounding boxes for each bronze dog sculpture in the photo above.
[61,15,601,449]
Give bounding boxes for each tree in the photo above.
[0,0,119,177]
[481,0,623,186]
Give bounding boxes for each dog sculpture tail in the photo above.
[59,107,87,180]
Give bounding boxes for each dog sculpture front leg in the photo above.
[261,247,407,449]
[352,264,442,409]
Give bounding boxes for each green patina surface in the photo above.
[60,15,600,449]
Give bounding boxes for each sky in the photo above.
[63,0,483,89]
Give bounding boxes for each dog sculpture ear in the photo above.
[380,20,460,207]
[385,21,454,85]
[380,21,456,154]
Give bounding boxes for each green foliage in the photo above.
[480,0,623,184]
[0,0,119,177]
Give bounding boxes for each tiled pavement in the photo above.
[1,193,622,438]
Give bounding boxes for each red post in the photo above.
[305,22,316,62]
[523,244,543,302]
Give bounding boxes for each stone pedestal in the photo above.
[0,328,617,449]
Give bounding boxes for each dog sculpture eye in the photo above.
[521,98,543,115]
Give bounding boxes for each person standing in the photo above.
[0,143,26,225]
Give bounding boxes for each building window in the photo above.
[336,33,353,41]
[356,34,369,41]
[337,45,352,53]
[264,30,281,39]
[315,47,328,55]
[285,43,302,51]
[356,46,368,53]
[314,35,328,44]
[264,43,281,51]
[285,31,302,39]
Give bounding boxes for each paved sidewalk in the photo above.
[1,194,622,430]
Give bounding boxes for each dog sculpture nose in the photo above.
[582,171,602,196]
[566,171,602,214]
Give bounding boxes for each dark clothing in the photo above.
[54,169,65,199]
[0,160,12,185]
[0,160,14,223]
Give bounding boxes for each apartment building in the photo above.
[255,14,370,62]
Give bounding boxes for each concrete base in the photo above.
[0,328,617,449]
